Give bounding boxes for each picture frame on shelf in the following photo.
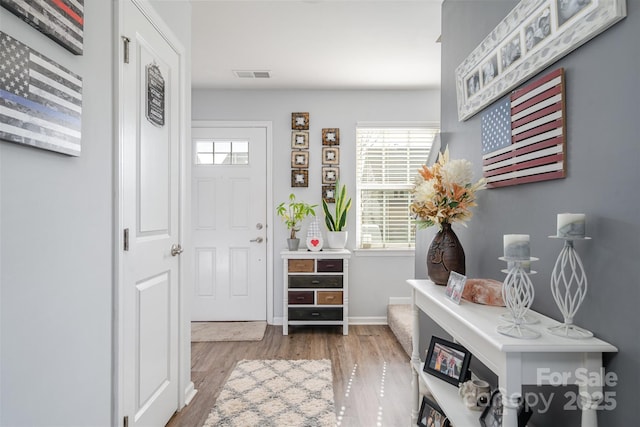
[445,271,467,305]
[291,151,309,168]
[423,336,471,387]
[322,147,339,165]
[322,128,340,145]
[291,112,309,130]
[291,131,309,149]
[479,390,533,427]
[455,0,626,121]
[321,167,339,184]
[291,169,308,187]
[417,395,450,427]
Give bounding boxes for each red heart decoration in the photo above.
[311,239,320,247]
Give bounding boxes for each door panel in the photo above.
[121,1,181,425]
[192,127,267,321]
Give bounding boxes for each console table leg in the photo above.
[410,289,421,425]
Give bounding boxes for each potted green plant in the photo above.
[322,180,352,249]
[276,193,317,251]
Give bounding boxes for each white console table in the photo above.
[408,279,617,427]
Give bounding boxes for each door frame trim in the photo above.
[114,1,194,425]
[191,120,274,324]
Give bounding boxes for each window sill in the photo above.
[353,248,415,257]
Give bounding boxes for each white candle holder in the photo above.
[497,257,540,339]
[548,236,593,339]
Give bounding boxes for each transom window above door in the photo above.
[195,140,249,165]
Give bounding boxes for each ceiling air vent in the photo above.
[234,70,271,79]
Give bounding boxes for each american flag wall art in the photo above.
[481,68,565,189]
[0,31,82,156]
[0,0,84,55]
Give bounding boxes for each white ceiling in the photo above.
[190,0,443,90]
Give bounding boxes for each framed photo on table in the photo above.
[445,272,467,304]
[423,336,471,387]
[480,390,532,427]
[417,395,450,427]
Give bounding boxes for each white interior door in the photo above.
[191,126,267,321]
[121,0,181,425]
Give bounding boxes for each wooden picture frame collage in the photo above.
[321,127,339,202]
[291,112,309,187]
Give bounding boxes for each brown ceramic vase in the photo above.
[427,222,466,285]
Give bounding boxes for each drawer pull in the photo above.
[296,297,305,300]
[311,312,320,316]
[311,280,320,285]
[326,296,335,300]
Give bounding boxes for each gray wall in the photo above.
[0,1,192,425]
[0,1,113,425]
[415,0,639,424]
[192,89,440,320]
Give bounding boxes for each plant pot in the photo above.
[427,222,465,285]
[326,231,347,249]
[287,238,300,251]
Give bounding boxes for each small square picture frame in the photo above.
[291,169,308,187]
[322,128,340,146]
[479,389,533,427]
[445,271,467,305]
[423,336,472,387]
[417,396,451,427]
[291,151,309,168]
[291,112,309,130]
[322,147,340,165]
[322,167,339,184]
[322,185,336,203]
[291,131,309,149]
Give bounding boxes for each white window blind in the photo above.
[356,124,439,249]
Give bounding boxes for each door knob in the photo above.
[250,237,264,243]
[171,244,183,256]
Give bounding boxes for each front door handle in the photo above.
[171,244,183,256]
[250,237,264,243]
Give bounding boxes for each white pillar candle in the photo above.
[503,234,530,260]
[557,213,586,238]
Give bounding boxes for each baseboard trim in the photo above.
[349,316,387,325]
[184,381,197,406]
[272,316,283,325]
[388,297,412,305]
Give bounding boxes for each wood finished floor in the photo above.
[166,324,412,427]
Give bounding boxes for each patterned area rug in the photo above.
[191,321,267,342]
[203,359,336,427]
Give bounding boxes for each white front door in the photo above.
[191,125,267,321]
[121,0,181,425]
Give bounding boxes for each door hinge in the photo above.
[122,36,130,64]
[123,415,129,427]
[124,228,129,251]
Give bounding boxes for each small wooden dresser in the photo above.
[281,249,350,335]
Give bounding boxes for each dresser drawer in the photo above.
[288,307,343,321]
[317,291,343,305]
[288,259,314,273]
[288,275,343,289]
[317,259,343,272]
[288,291,314,304]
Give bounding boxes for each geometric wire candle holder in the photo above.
[497,258,541,339]
[547,236,593,339]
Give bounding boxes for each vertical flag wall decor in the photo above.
[481,68,565,189]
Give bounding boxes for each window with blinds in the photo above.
[356,124,439,249]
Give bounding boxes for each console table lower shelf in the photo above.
[407,279,617,427]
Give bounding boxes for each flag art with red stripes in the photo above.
[1,0,84,55]
[481,68,566,189]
